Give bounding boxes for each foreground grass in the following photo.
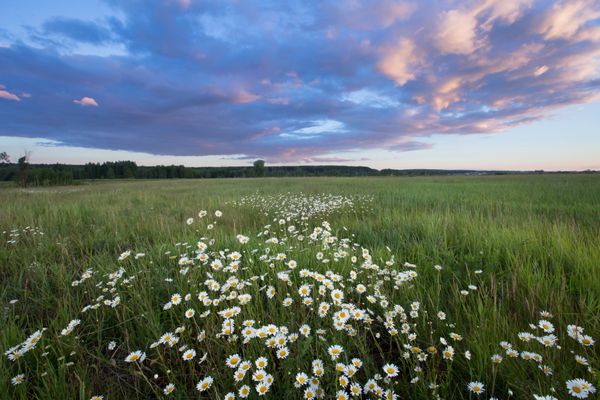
[1,175,599,399]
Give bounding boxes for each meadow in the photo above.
[1,175,598,399]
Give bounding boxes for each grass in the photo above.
[1,175,599,399]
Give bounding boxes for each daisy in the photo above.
[328,344,344,360]
[331,289,344,302]
[467,381,485,395]
[252,369,267,382]
[170,293,182,305]
[382,363,399,378]
[566,379,590,398]
[256,382,270,395]
[295,372,308,387]
[11,374,25,385]
[255,357,268,369]
[125,350,146,363]
[163,383,175,395]
[182,349,196,361]
[226,354,242,368]
[239,385,251,398]
[196,376,214,392]
[578,335,594,346]
[538,320,555,333]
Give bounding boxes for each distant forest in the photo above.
[0,155,594,187]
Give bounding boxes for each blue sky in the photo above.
[1,0,599,170]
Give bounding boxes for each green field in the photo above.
[1,176,599,399]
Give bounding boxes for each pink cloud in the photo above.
[73,96,99,107]
[233,90,260,104]
[0,89,20,101]
[435,9,480,55]
[377,38,422,86]
[538,0,600,40]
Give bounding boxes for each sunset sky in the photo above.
[1,0,599,170]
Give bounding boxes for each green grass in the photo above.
[1,175,599,399]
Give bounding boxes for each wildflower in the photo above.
[276,346,289,359]
[566,379,593,398]
[295,372,308,387]
[239,385,251,398]
[255,357,268,369]
[331,289,344,302]
[467,381,485,395]
[578,335,594,346]
[382,363,399,378]
[442,346,455,360]
[539,320,555,333]
[11,374,25,385]
[328,345,344,360]
[256,382,270,395]
[163,384,175,395]
[170,293,182,305]
[125,350,146,363]
[196,376,214,392]
[182,349,196,361]
[575,355,588,366]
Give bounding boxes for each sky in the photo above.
[0,0,599,170]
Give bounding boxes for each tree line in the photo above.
[0,152,593,187]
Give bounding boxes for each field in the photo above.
[1,175,599,400]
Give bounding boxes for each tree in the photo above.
[0,152,10,163]
[253,159,266,177]
[17,151,31,187]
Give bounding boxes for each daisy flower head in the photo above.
[125,350,146,363]
[467,381,485,395]
[239,385,251,398]
[182,349,196,361]
[226,354,242,368]
[382,363,399,378]
[163,383,175,395]
[11,374,25,385]
[328,344,344,360]
[196,376,214,392]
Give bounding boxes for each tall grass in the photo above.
[1,175,598,399]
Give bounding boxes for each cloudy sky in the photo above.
[1,0,599,170]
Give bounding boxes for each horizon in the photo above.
[1,1,600,170]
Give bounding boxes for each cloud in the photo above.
[233,90,260,104]
[377,38,423,86]
[0,0,598,162]
[435,9,480,55]
[73,97,99,107]
[537,0,600,40]
[0,85,21,101]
